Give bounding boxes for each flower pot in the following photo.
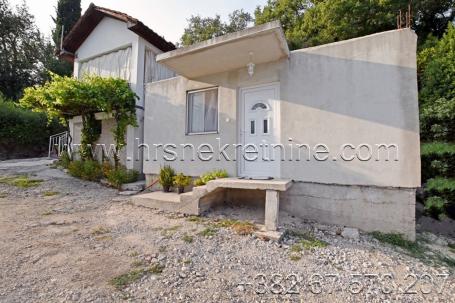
[162,185,171,192]
[177,186,184,194]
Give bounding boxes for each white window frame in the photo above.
[185,87,219,135]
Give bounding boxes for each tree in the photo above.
[52,0,81,49]
[255,0,309,49]
[51,0,81,77]
[413,0,455,41]
[180,9,253,46]
[255,0,455,49]
[0,0,46,99]
[419,23,455,141]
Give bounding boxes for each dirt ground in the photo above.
[0,158,454,302]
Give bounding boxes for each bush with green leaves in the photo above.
[173,173,192,187]
[105,166,139,189]
[421,142,455,182]
[424,196,447,219]
[159,165,175,191]
[68,160,103,181]
[193,169,228,186]
[57,151,71,169]
[20,74,138,165]
[0,99,64,159]
[419,24,455,142]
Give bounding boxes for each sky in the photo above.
[9,0,268,44]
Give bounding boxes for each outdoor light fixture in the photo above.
[247,52,255,77]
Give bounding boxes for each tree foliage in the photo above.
[0,0,46,99]
[255,0,309,49]
[52,0,81,48]
[255,0,455,49]
[0,94,63,159]
[180,9,253,46]
[51,0,81,77]
[419,24,455,141]
[20,75,138,166]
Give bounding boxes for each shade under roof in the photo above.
[156,21,289,78]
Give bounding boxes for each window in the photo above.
[250,120,255,135]
[251,102,268,110]
[263,119,269,134]
[187,88,218,134]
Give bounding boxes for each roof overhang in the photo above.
[157,21,289,78]
[60,3,175,62]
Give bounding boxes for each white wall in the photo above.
[70,17,144,171]
[143,29,420,188]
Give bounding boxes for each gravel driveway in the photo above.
[0,158,454,302]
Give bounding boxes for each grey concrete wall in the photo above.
[281,182,416,240]
[143,29,420,189]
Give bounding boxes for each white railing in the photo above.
[48,131,69,158]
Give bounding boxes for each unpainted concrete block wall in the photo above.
[281,182,416,240]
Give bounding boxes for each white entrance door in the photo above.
[240,83,280,178]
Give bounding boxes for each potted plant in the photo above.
[159,165,175,192]
[173,173,191,194]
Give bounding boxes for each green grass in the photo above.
[210,219,257,235]
[286,229,328,250]
[182,234,194,243]
[41,210,54,216]
[290,244,303,253]
[198,227,217,237]
[0,175,43,188]
[43,191,59,197]
[109,263,164,290]
[91,226,111,236]
[186,215,205,223]
[448,243,455,252]
[161,225,182,238]
[300,238,328,249]
[131,259,145,267]
[371,232,424,257]
[182,258,192,265]
[289,253,302,261]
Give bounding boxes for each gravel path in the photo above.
[0,158,454,302]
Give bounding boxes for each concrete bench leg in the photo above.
[265,190,279,231]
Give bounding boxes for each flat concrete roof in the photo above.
[206,178,292,192]
[157,21,289,78]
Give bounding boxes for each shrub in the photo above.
[193,169,228,186]
[106,166,139,189]
[426,178,455,202]
[421,142,455,182]
[57,151,71,169]
[68,160,103,181]
[424,196,447,219]
[173,173,191,187]
[0,100,64,159]
[159,165,175,190]
[424,178,455,218]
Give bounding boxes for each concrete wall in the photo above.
[143,29,420,189]
[281,182,416,240]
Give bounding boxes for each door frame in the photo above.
[238,82,281,178]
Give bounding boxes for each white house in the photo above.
[62,3,175,172]
[139,22,420,239]
[63,5,420,239]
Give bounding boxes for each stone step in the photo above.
[121,180,146,191]
[131,191,199,215]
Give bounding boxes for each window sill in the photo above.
[186,131,219,136]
